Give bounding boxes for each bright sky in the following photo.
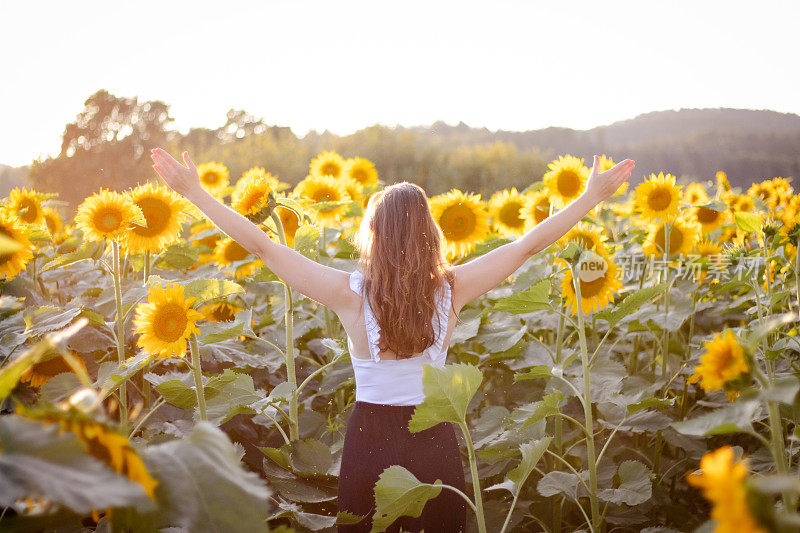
[1,0,798,167]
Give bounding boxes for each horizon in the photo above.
[2,0,798,167]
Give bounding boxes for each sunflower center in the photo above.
[439,203,477,241]
[152,302,190,342]
[0,226,14,264]
[647,187,673,211]
[654,226,684,254]
[579,276,606,299]
[278,207,299,237]
[321,163,340,177]
[557,171,581,198]
[92,207,123,233]
[202,172,220,185]
[18,198,39,223]
[45,214,58,234]
[499,202,524,228]
[534,202,550,223]
[352,168,366,182]
[133,197,171,237]
[224,241,250,263]
[696,207,720,224]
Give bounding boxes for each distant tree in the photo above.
[28,89,172,214]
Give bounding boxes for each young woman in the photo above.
[150,148,634,532]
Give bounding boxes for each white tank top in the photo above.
[346,269,452,405]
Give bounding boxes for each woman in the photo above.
[150,148,634,531]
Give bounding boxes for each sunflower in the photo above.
[133,282,203,359]
[309,150,346,179]
[196,162,230,196]
[212,237,263,279]
[487,188,528,238]
[687,330,748,392]
[75,189,136,242]
[6,187,45,226]
[686,447,767,533]
[0,211,34,279]
[558,222,609,254]
[41,207,63,236]
[726,193,755,213]
[716,171,732,197]
[124,183,187,254]
[542,155,589,208]
[634,172,683,222]
[344,157,379,186]
[293,174,351,227]
[519,192,551,231]
[693,203,730,234]
[781,195,800,230]
[19,349,88,389]
[557,250,622,316]
[231,168,278,216]
[189,219,221,264]
[26,412,158,500]
[199,301,243,322]
[339,175,364,210]
[642,218,701,257]
[428,189,490,258]
[684,183,709,205]
[692,238,723,284]
[270,204,301,247]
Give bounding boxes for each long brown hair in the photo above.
[352,181,456,359]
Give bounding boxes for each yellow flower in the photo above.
[687,330,748,392]
[199,301,243,322]
[293,174,351,227]
[231,168,278,216]
[519,191,551,231]
[75,189,136,242]
[269,204,301,247]
[686,446,767,533]
[343,157,379,186]
[428,189,490,258]
[557,250,622,316]
[716,171,731,196]
[339,175,364,210]
[693,204,730,234]
[488,188,528,238]
[7,187,45,226]
[0,211,35,279]
[727,193,755,213]
[309,150,346,179]
[542,155,589,208]
[189,219,220,265]
[133,282,203,359]
[643,218,701,257]
[197,162,230,196]
[19,349,88,389]
[558,222,609,254]
[634,172,683,222]
[212,237,263,279]
[693,238,723,284]
[42,207,63,236]
[684,183,709,205]
[747,181,778,209]
[125,183,188,253]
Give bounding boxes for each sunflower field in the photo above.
[2,149,800,532]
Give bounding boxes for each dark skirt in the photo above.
[337,401,468,532]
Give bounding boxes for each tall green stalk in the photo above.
[270,211,299,441]
[190,334,207,421]
[661,222,672,381]
[111,240,128,433]
[552,311,566,533]
[571,262,601,531]
[458,422,486,533]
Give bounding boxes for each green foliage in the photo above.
[371,465,443,533]
[408,363,483,432]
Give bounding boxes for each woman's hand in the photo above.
[584,155,635,204]
[150,148,203,199]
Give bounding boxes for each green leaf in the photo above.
[487,437,551,496]
[141,421,271,531]
[40,240,105,272]
[293,224,321,258]
[518,391,564,429]
[734,211,762,233]
[371,465,443,533]
[493,279,551,314]
[23,305,84,336]
[597,460,652,506]
[671,400,761,436]
[154,242,200,270]
[759,375,800,404]
[408,363,483,432]
[199,309,252,344]
[155,380,198,409]
[288,438,333,476]
[0,415,154,513]
[184,279,244,305]
[595,283,668,329]
[514,365,553,381]
[129,203,147,227]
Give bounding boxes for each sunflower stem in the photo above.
[552,309,566,533]
[570,262,601,532]
[190,334,207,421]
[143,250,150,286]
[795,236,800,320]
[459,422,486,533]
[270,211,299,441]
[661,222,671,382]
[112,240,128,433]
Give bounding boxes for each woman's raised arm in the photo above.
[450,155,634,311]
[150,148,353,312]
